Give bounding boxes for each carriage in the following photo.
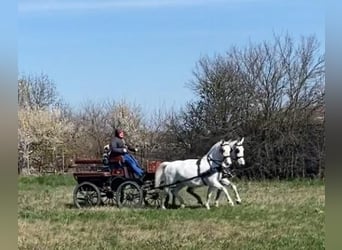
[72,138,245,210]
[72,151,163,209]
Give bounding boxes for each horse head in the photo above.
[230,137,245,166]
[219,139,234,167]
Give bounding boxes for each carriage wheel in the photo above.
[100,190,116,206]
[73,182,101,208]
[144,190,161,208]
[101,177,125,206]
[116,181,143,208]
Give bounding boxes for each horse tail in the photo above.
[155,162,168,189]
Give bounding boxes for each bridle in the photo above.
[207,141,232,167]
[231,143,244,161]
[207,141,245,175]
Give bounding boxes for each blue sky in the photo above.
[18,0,325,114]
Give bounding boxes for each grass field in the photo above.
[18,175,325,250]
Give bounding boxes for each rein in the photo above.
[155,165,214,190]
[155,140,245,190]
[156,156,222,190]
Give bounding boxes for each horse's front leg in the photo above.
[215,182,234,207]
[230,181,242,204]
[215,177,231,207]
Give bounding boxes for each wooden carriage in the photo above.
[72,154,162,209]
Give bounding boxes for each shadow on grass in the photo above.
[64,203,76,209]
[163,204,205,209]
[64,201,209,211]
[64,202,118,210]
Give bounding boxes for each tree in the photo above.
[70,99,147,159]
[169,33,325,179]
[18,107,74,174]
[18,73,61,109]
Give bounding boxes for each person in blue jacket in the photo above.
[110,128,144,178]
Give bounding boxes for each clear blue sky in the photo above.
[18,0,325,114]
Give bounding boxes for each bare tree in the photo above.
[18,73,61,109]
[168,33,325,179]
[70,99,147,159]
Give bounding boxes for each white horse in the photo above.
[168,138,245,208]
[155,139,241,210]
[213,139,245,207]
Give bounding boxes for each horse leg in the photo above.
[159,188,166,209]
[162,188,178,208]
[186,187,204,205]
[164,193,170,208]
[214,182,234,207]
[164,192,171,208]
[205,186,216,210]
[172,185,186,208]
[215,178,230,207]
[230,181,242,204]
[214,189,223,208]
[160,187,173,210]
[167,188,178,208]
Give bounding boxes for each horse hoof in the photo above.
[236,200,241,205]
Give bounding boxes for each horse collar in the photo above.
[207,156,224,169]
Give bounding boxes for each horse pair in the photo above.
[154,138,245,209]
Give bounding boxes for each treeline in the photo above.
[18,34,325,179]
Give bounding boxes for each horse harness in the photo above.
[156,141,242,189]
[196,141,234,186]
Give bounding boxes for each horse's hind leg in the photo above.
[160,187,172,209]
[186,187,204,205]
[205,186,216,210]
[214,189,223,208]
[168,188,178,208]
[165,191,174,208]
[172,185,186,208]
[159,188,166,209]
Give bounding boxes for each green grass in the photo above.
[18,175,75,190]
[18,175,325,250]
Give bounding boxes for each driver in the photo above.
[110,128,144,178]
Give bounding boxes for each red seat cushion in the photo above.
[109,155,124,163]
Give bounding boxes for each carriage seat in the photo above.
[109,155,124,164]
[102,153,124,166]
